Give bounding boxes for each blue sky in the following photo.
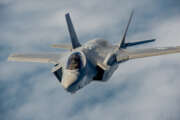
[1,0,180,120]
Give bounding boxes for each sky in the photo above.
[0,0,180,120]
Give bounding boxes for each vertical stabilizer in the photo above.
[119,11,134,49]
[65,13,81,49]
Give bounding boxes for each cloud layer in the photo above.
[1,0,180,120]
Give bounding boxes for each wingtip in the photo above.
[7,56,13,61]
[7,54,16,61]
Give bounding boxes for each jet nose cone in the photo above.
[61,69,80,92]
[61,79,75,89]
[61,79,78,93]
[61,76,77,89]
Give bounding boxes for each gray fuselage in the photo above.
[61,39,121,93]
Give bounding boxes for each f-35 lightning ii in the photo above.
[8,12,180,93]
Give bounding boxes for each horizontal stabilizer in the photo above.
[122,39,156,48]
[51,44,72,49]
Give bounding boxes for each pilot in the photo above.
[67,53,81,70]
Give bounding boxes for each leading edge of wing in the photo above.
[123,46,180,59]
[8,52,66,64]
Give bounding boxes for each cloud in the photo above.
[1,0,180,120]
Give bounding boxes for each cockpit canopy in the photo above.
[66,52,83,70]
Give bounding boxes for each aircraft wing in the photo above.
[8,53,65,64]
[122,46,180,60]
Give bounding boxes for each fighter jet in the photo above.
[8,12,180,93]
